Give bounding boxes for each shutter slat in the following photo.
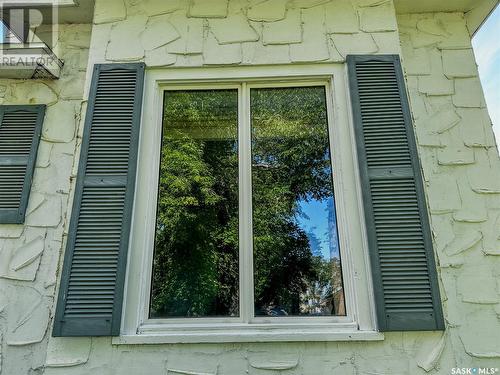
[347,55,444,332]
[53,63,145,337]
[0,106,45,223]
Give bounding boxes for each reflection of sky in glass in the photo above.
[297,196,340,260]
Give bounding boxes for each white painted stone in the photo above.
[457,108,495,147]
[25,193,62,228]
[143,0,182,16]
[174,54,205,67]
[330,33,377,57]
[437,145,474,166]
[3,82,58,105]
[424,107,461,134]
[324,0,358,34]
[481,211,500,255]
[400,37,431,75]
[141,15,180,51]
[3,285,50,346]
[227,0,247,14]
[168,14,204,55]
[242,42,291,65]
[290,7,329,62]
[326,38,345,62]
[87,23,112,62]
[45,337,91,367]
[405,77,428,116]
[467,149,500,194]
[414,126,442,148]
[418,75,454,96]
[62,48,90,73]
[60,24,92,50]
[203,31,242,65]
[106,16,147,61]
[57,73,86,100]
[42,101,78,143]
[247,0,287,22]
[188,0,228,18]
[409,28,443,49]
[460,310,500,357]
[371,32,400,54]
[94,0,126,24]
[0,226,24,239]
[443,229,482,256]
[442,49,477,78]
[354,0,388,7]
[459,273,498,304]
[437,14,471,50]
[454,180,488,223]
[288,0,331,8]
[415,331,446,372]
[9,236,44,273]
[427,175,461,213]
[209,14,259,44]
[145,47,177,67]
[262,9,302,45]
[249,358,298,370]
[416,18,447,36]
[453,78,486,108]
[32,152,73,195]
[358,2,397,32]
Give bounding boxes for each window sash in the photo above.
[143,80,351,325]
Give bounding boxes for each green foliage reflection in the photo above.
[150,87,345,319]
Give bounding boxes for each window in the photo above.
[120,65,378,343]
[55,59,444,340]
[149,86,346,320]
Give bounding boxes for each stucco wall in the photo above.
[0,0,499,374]
[0,24,91,375]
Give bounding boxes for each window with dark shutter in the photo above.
[53,63,145,337]
[0,105,45,224]
[347,55,445,331]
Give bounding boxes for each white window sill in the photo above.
[112,327,384,344]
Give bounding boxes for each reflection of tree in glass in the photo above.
[251,87,345,316]
[150,90,239,318]
[149,87,346,319]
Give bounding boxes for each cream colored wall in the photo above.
[398,9,500,363]
[0,24,91,374]
[0,0,499,374]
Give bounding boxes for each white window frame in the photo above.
[115,64,382,344]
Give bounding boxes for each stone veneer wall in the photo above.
[0,0,499,374]
[398,9,500,364]
[0,24,91,374]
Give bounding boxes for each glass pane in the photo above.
[150,89,239,318]
[251,86,346,317]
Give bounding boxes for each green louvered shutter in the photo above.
[347,55,444,331]
[0,105,45,224]
[53,63,145,337]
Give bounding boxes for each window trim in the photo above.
[118,64,380,343]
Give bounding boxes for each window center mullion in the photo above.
[239,82,254,324]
